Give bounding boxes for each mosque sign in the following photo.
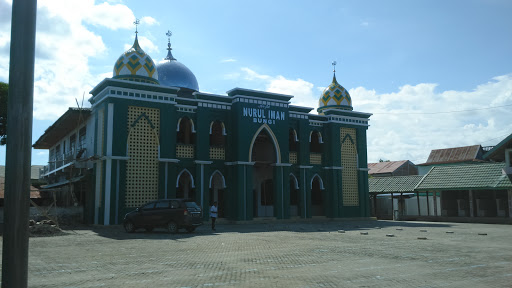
[242,104,286,125]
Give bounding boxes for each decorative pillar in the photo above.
[272,163,292,219]
[195,160,213,216]
[299,166,313,218]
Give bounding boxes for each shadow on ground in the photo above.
[51,220,455,241]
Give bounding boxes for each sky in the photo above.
[1,0,511,166]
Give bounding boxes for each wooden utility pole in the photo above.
[2,0,37,287]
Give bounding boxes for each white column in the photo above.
[469,190,475,217]
[104,103,114,225]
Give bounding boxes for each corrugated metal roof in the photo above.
[422,145,483,165]
[369,175,424,193]
[368,160,409,175]
[415,162,512,191]
[33,107,91,149]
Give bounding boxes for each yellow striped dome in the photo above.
[318,74,352,114]
[113,36,159,85]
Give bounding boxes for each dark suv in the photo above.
[123,199,202,233]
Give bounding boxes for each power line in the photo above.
[372,103,512,115]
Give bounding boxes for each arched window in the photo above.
[289,128,298,151]
[210,121,225,146]
[177,117,195,145]
[310,130,322,153]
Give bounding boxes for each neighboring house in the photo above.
[32,108,94,208]
[368,175,430,219]
[416,162,511,219]
[0,165,49,221]
[483,133,512,181]
[417,145,486,175]
[368,160,418,177]
[369,162,512,223]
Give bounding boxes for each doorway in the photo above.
[250,126,278,217]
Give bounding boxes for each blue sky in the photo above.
[1,0,511,165]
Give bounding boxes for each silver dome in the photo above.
[157,60,199,91]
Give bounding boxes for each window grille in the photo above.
[209,147,225,160]
[310,152,322,165]
[125,106,160,207]
[341,127,358,206]
[289,151,298,164]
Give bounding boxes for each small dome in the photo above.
[156,32,199,91]
[157,60,199,91]
[113,35,159,85]
[318,73,352,114]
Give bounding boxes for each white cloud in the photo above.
[239,67,317,109]
[0,0,146,120]
[240,67,272,81]
[353,74,512,163]
[237,68,512,165]
[140,16,158,26]
[221,58,237,63]
[83,1,135,30]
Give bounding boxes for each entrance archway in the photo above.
[177,169,195,199]
[209,170,226,218]
[250,126,279,217]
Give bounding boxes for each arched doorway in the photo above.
[290,174,300,217]
[250,126,278,217]
[311,175,325,216]
[209,170,226,218]
[177,169,195,200]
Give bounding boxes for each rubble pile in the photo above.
[29,219,66,237]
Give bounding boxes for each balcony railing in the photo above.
[40,148,87,178]
[176,144,195,158]
[310,152,322,165]
[209,146,225,160]
[289,151,297,164]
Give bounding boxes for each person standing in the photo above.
[210,201,218,231]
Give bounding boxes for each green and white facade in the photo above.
[41,32,373,225]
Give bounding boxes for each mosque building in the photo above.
[34,26,372,225]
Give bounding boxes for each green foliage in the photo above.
[0,82,7,145]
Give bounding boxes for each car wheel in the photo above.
[145,226,154,232]
[186,227,196,233]
[167,221,178,233]
[124,221,135,233]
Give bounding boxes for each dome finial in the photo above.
[130,19,142,51]
[332,60,337,81]
[134,18,140,35]
[165,29,177,61]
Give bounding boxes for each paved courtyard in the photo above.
[2,220,512,287]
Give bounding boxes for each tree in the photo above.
[0,82,7,145]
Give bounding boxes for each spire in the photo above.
[165,30,177,61]
[132,19,141,51]
[332,61,337,82]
